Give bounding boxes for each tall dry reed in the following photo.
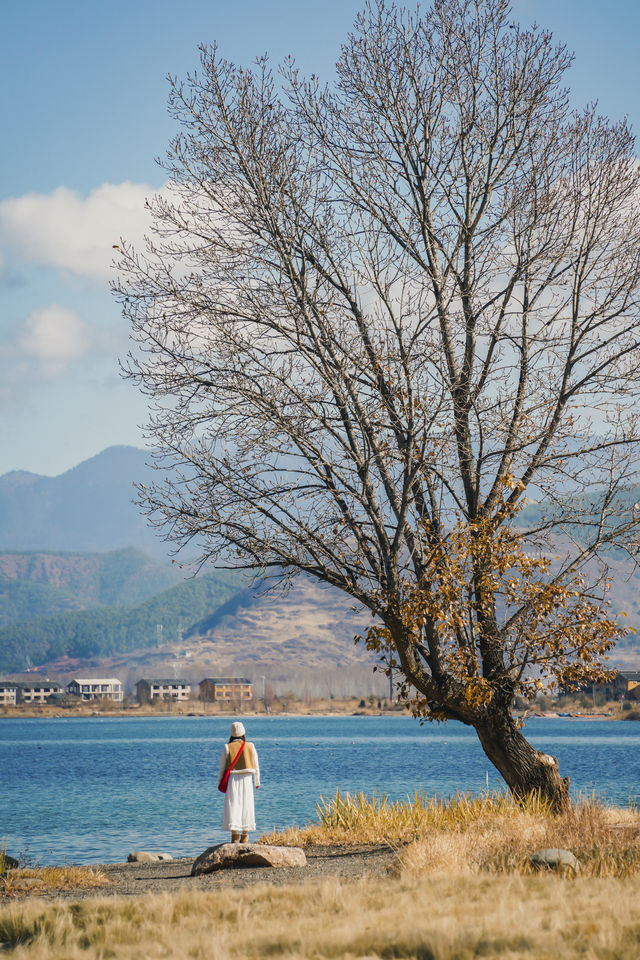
[263,788,640,877]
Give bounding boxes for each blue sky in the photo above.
[1,0,638,477]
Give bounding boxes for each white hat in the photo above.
[230,721,246,738]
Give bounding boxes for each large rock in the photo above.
[127,851,173,863]
[530,848,579,873]
[191,843,306,876]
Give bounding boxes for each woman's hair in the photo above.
[228,735,246,743]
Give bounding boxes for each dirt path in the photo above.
[30,845,397,901]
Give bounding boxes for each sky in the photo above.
[1,0,639,478]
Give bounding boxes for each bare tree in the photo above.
[117,0,640,809]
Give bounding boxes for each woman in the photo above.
[219,721,261,843]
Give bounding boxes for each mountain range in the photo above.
[0,447,378,687]
[0,445,638,685]
[0,446,165,557]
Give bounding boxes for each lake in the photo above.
[1,714,639,865]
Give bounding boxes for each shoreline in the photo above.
[1,844,397,902]
[0,695,408,721]
[0,709,403,720]
[0,707,634,721]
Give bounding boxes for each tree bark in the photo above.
[474,712,571,813]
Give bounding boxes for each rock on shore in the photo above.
[127,852,173,863]
[191,843,306,876]
[530,848,578,873]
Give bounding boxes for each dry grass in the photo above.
[2,793,640,958]
[396,800,640,879]
[262,787,560,846]
[263,788,640,878]
[2,873,640,959]
[0,866,109,899]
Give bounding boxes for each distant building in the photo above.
[620,671,640,700]
[66,678,123,702]
[136,678,191,703]
[199,677,253,702]
[0,682,18,705]
[17,682,65,704]
[627,680,640,702]
[588,671,640,701]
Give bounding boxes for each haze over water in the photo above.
[2,715,639,865]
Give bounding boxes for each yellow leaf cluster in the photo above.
[357,501,625,718]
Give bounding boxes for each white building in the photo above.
[135,678,191,703]
[0,682,18,705]
[18,682,65,703]
[67,678,123,702]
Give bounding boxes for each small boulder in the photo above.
[0,853,19,873]
[127,851,173,863]
[530,848,578,873]
[191,843,306,876]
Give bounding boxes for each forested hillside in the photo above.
[0,569,247,672]
[0,548,184,626]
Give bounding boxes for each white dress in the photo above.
[219,742,260,833]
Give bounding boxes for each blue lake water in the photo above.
[1,714,639,865]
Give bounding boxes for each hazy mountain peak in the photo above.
[0,469,44,489]
[58,445,150,479]
[0,446,167,557]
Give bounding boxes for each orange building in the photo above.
[199,677,253,702]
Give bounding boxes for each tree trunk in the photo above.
[475,711,570,812]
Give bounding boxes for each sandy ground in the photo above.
[23,845,397,902]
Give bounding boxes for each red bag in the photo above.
[218,741,245,793]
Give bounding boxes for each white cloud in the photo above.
[0,181,159,284]
[0,304,102,413]
[20,305,91,373]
